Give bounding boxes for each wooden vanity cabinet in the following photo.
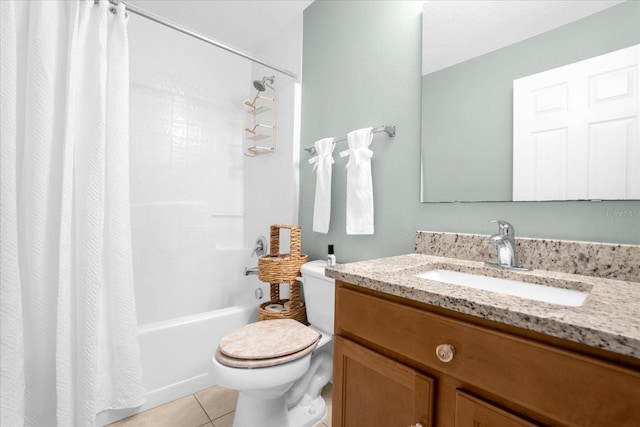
[454,391,538,427]
[332,281,640,427]
[333,336,434,427]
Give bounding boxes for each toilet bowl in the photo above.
[211,260,335,427]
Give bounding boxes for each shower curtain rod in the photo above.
[111,0,299,80]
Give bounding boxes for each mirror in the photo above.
[421,0,640,202]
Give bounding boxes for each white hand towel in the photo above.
[341,128,374,235]
[309,137,335,233]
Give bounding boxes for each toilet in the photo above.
[211,260,335,427]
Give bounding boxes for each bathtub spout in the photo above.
[244,266,259,276]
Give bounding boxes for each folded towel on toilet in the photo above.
[309,137,335,234]
[341,127,374,235]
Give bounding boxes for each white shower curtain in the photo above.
[1,1,145,425]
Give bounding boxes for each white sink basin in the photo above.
[416,269,588,307]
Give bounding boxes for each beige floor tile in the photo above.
[195,385,239,420]
[109,380,332,427]
[212,411,235,427]
[108,394,210,427]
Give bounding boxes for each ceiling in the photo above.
[124,1,627,77]
[422,0,626,75]
[126,0,315,54]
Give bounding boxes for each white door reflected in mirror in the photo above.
[513,44,640,201]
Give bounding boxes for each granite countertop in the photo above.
[325,253,640,359]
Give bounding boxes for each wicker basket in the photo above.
[258,225,309,283]
[258,282,307,324]
[257,225,309,324]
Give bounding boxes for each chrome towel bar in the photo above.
[304,125,396,155]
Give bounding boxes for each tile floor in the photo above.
[107,383,332,427]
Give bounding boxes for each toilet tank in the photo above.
[300,260,335,335]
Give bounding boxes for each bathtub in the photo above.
[97,303,260,425]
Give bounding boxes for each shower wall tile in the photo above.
[127,14,251,324]
[124,9,303,326]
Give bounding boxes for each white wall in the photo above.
[128,13,251,324]
[127,8,304,324]
[244,14,304,262]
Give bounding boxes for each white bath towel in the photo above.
[309,138,335,233]
[341,128,374,235]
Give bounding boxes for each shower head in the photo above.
[253,76,275,91]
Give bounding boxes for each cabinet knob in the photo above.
[435,343,455,362]
[409,424,423,427]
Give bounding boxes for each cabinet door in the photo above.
[333,336,434,427]
[455,391,539,427]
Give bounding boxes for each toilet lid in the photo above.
[215,337,319,368]
[218,319,321,360]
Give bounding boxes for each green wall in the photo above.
[300,0,640,263]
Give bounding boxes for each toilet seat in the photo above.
[216,319,320,368]
[215,339,319,368]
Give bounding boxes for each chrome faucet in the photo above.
[244,266,259,276]
[252,236,267,258]
[245,236,267,276]
[485,220,530,271]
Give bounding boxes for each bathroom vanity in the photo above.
[326,233,640,427]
